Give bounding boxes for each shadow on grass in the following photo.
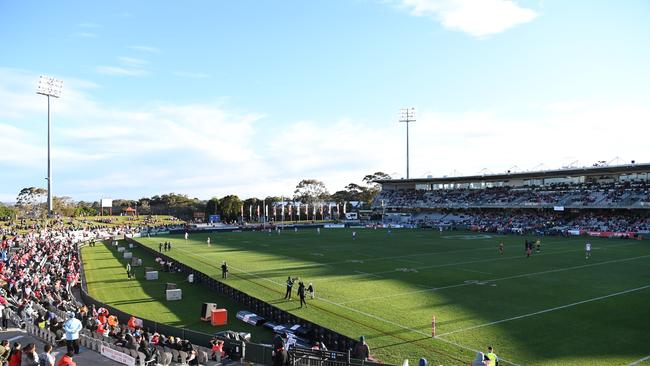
[82,242,275,343]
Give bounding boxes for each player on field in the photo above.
[535,239,541,253]
[352,231,357,240]
[498,242,504,255]
[207,237,211,246]
[585,242,592,259]
[184,232,189,240]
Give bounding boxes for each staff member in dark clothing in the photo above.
[284,277,294,300]
[221,261,228,279]
[273,345,289,366]
[297,282,307,308]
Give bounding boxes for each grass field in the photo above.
[95,229,649,365]
[81,241,275,341]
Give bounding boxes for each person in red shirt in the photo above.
[57,352,76,366]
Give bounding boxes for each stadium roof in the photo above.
[377,163,650,184]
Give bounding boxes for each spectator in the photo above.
[21,344,38,366]
[0,340,10,364]
[8,342,21,366]
[56,352,75,366]
[39,344,55,366]
[352,336,370,360]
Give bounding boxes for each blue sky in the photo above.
[1,0,649,201]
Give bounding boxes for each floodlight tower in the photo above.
[399,107,416,179]
[36,75,63,216]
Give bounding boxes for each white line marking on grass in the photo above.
[354,270,383,278]
[457,268,493,275]
[315,295,522,366]
[437,284,650,338]
[396,258,424,264]
[627,355,650,366]
[165,243,523,366]
[339,254,650,305]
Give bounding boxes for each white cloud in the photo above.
[128,45,161,54]
[399,0,538,37]
[118,57,148,67]
[1,67,649,201]
[95,66,147,77]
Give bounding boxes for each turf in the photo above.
[94,229,649,365]
[80,241,275,342]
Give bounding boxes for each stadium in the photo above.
[2,2,650,366]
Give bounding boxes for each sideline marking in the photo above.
[339,254,650,305]
[436,284,650,337]
[354,270,383,278]
[168,244,523,365]
[627,355,650,366]
[457,268,494,275]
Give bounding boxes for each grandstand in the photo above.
[373,163,650,234]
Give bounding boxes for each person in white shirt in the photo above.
[63,312,82,354]
[585,242,592,259]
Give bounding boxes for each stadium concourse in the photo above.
[373,164,650,237]
[0,224,236,366]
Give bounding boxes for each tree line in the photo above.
[1,172,391,221]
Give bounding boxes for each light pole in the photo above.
[399,107,416,179]
[36,75,63,217]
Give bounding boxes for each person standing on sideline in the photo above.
[585,242,592,259]
[284,277,294,300]
[498,242,504,255]
[352,336,369,360]
[352,231,357,240]
[316,227,320,235]
[536,239,541,253]
[207,237,211,246]
[126,262,132,279]
[158,242,163,252]
[184,232,189,240]
[297,282,307,308]
[485,346,498,366]
[63,312,82,355]
[307,282,315,299]
[221,261,228,279]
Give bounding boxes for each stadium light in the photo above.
[36,75,63,216]
[399,108,416,179]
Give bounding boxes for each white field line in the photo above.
[627,355,650,366]
[171,244,522,366]
[314,295,522,366]
[457,268,494,275]
[436,284,650,337]
[224,237,587,274]
[7,335,23,342]
[338,254,650,305]
[354,270,383,278]
[396,258,424,264]
[319,239,645,283]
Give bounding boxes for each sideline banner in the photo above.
[100,345,135,366]
[323,224,345,229]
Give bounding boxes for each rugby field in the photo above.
[133,229,650,365]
